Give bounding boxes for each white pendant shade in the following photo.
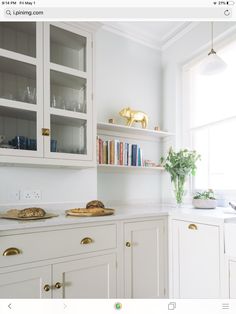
[200,53,227,75]
[200,22,227,76]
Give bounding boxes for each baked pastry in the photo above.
[86,200,104,209]
[17,207,46,218]
[69,207,104,214]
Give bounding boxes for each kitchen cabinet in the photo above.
[229,260,236,298]
[0,265,51,299]
[124,219,167,298]
[53,254,116,298]
[0,22,95,167]
[171,219,221,298]
[0,222,117,299]
[0,254,116,299]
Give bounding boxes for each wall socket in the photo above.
[21,190,42,201]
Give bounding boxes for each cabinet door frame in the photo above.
[124,219,166,298]
[43,22,93,162]
[0,22,44,158]
[52,253,117,299]
[0,264,51,299]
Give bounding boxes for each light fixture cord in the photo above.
[211,22,214,50]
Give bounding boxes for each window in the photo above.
[186,39,236,191]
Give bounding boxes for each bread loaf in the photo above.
[86,200,104,209]
[17,207,46,218]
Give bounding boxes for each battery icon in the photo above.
[227,1,235,4]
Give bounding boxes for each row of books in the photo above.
[97,138,143,166]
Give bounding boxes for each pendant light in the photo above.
[200,22,227,75]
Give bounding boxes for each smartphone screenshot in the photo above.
[0,0,235,313]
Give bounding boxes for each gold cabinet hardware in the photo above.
[44,284,51,292]
[3,247,21,256]
[126,242,131,247]
[80,237,93,245]
[42,128,50,136]
[55,282,62,289]
[188,224,198,230]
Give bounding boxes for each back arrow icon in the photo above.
[8,304,12,309]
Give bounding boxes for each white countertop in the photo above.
[1,204,236,232]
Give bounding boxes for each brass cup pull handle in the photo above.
[44,284,51,292]
[55,282,62,289]
[80,237,93,245]
[126,242,131,247]
[3,247,21,256]
[188,224,198,230]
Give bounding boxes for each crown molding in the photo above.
[102,23,162,51]
[161,22,200,51]
[101,22,199,51]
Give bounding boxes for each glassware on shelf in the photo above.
[22,86,36,104]
[51,95,57,108]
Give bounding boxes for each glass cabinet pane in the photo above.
[50,114,87,155]
[50,25,86,72]
[50,70,86,113]
[0,56,36,104]
[0,22,36,57]
[0,106,37,151]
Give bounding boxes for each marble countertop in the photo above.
[0,204,236,232]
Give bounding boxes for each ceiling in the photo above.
[102,21,193,50]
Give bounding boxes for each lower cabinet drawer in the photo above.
[0,224,117,267]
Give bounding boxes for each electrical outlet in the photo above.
[21,190,41,201]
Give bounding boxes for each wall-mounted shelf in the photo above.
[97,122,173,142]
[97,164,164,172]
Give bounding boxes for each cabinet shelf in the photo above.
[97,122,173,142]
[97,164,164,172]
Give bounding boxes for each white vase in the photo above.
[192,199,217,209]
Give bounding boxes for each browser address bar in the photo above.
[4,7,233,20]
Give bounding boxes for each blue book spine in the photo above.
[131,144,137,166]
[138,147,141,166]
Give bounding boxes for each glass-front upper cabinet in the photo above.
[0,22,43,157]
[43,23,92,161]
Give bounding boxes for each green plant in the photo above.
[160,148,201,205]
[193,189,215,200]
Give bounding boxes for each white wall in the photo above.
[161,21,236,204]
[0,166,97,207]
[95,28,163,204]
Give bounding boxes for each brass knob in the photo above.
[55,282,62,289]
[188,223,198,230]
[126,242,131,247]
[3,247,21,256]
[80,237,93,245]
[42,128,50,136]
[44,284,51,292]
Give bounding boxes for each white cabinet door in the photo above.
[52,254,116,298]
[229,261,236,298]
[172,220,221,298]
[0,265,51,298]
[124,220,166,298]
[43,22,94,162]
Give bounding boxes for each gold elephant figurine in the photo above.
[119,107,149,129]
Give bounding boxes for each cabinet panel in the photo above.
[0,265,51,299]
[53,254,116,298]
[0,22,36,57]
[124,220,166,298]
[229,261,236,298]
[172,220,220,298]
